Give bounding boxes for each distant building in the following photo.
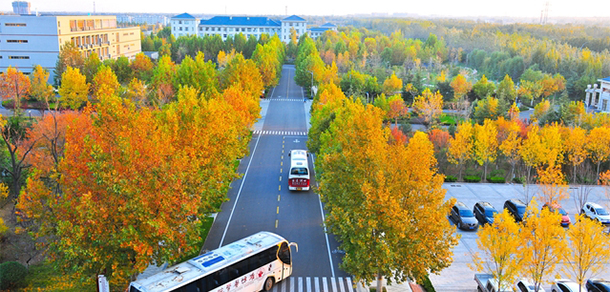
[585,77,610,112]
[308,22,337,39]
[198,16,281,41]
[0,15,141,82]
[12,1,30,15]
[280,15,307,43]
[117,14,169,26]
[170,13,198,38]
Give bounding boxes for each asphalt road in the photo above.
[203,65,349,279]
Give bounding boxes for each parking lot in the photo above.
[430,182,610,291]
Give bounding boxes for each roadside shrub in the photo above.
[512,177,524,184]
[444,175,458,182]
[464,176,481,183]
[0,261,28,290]
[487,176,506,183]
[489,169,506,178]
[421,274,436,292]
[369,287,388,292]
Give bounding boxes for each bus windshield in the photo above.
[291,167,308,175]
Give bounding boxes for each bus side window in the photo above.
[267,246,279,263]
[199,275,217,291]
[278,242,291,264]
[233,258,249,277]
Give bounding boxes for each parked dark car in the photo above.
[451,201,479,231]
[586,279,610,292]
[504,199,527,222]
[474,201,498,226]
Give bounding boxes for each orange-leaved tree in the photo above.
[450,73,472,101]
[0,66,31,114]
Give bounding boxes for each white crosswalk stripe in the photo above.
[271,277,355,292]
[268,98,306,101]
[253,130,307,136]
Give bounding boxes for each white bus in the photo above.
[129,232,298,292]
[288,149,310,191]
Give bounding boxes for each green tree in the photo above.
[496,75,517,104]
[472,75,496,99]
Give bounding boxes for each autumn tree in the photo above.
[473,119,498,181]
[473,96,501,123]
[0,115,36,199]
[125,78,149,108]
[537,164,569,206]
[387,95,408,127]
[472,209,522,292]
[450,74,472,101]
[83,52,102,83]
[520,202,567,292]
[175,53,220,99]
[307,83,347,154]
[29,65,55,106]
[496,75,517,104]
[472,75,496,99]
[318,100,457,291]
[562,126,588,183]
[130,53,154,82]
[150,55,177,106]
[382,72,403,96]
[58,67,90,110]
[54,42,85,85]
[412,88,443,128]
[586,126,610,179]
[447,122,473,180]
[560,214,610,290]
[0,66,31,114]
[498,118,523,180]
[91,65,120,100]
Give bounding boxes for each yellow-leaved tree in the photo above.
[318,99,457,292]
[412,88,443,128]
[447,122,473,181]
[472,209,522,292]
[562,126,588,183]
[586,126,610,179]
[382,72,403,96]
[472,119,498,182]
[59,66,90,110]
[520,201,567,292]
[560,214,610,289]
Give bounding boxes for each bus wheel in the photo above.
[263,277,274,291]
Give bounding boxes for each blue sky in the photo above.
[3,0,609,18]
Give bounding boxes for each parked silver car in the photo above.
[450,201,479,231]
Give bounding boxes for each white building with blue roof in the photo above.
[197,14,307,43]
[309,22,337,39]
[585,76,610,112]
[170,13,198,38]
[198,16,281,41]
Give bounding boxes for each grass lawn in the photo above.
[440,114,461,125]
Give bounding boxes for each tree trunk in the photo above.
[376,271,383,292]
[483,161,488,182]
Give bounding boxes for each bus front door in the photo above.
[278,242,298,280]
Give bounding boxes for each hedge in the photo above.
[0,261,28,290]
[444,175,458,182]
[487,176,506,183]
[464,176,481,183]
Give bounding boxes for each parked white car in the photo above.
[582,202,610,225]
[551,279,582,292]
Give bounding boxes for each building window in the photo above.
[7,40,28,43]
[9,56,30,59]
[5,23,26,27]
[179,20,182,24]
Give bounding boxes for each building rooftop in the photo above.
[282,15,306,21]
[171,13,195,19]
[200,16,281,27]
[320,22,336,27]
[599,76,610,82]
